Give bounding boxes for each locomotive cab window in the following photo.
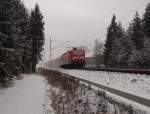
[72,50,84,55]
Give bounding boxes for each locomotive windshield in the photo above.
[73,50,84,55]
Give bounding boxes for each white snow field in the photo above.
[0,74,55,114]
[47,67,150,111]
[54,68,150,100]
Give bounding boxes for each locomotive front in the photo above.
[60,47,85,68]
[71,48,85,67]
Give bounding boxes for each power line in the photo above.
[52,48,67,58]
[52,40,70,50]
[77,0,113,34]
[52,0,127,58]
[85,0,127,36]
[51,40,75,58]
[75,0,127,44]
[84,0,149,41]
[51,0,147,59]
[51,40,93,58]
[87,0,149,37]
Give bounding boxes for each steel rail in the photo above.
[81,67,150,75]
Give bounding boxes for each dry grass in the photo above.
[38,68,137,114]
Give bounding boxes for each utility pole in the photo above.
[50,37,52,66]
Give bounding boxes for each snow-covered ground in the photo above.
[54,68,150,100]
[0,74,55,114]
[42,67,150,113]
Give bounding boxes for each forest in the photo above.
[95,2,150,69]
[0,0,45,85]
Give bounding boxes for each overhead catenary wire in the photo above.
[77,0,113,34]
[51,0,148,59]
[84,0,149,41]
[81,0,127,38]
[50,40,76,58]
[51,39,93,58]
[52,40,70,50]
[52,0,130,53]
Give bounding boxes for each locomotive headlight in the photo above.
[80,57,84,59]
[72,57,78,61]
[72,56,84,61]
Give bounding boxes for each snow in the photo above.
[54,68,150,100]
[94,86,150,113]
[47,67,150,112]
[0,74,55,114]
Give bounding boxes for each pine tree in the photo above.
[119,30,133,68]
[129,12,143,50]
[22,19,33,73]
[142,3,150,68]
[143,3,150,38]
[0,0,21,83]
[13,0,30,72]
[0,0,31,83]
[13,0,29,55]
[29,3,45,72]
[0,0,16,48]
[111,22,125,68]
[103,15,118,68]
[125,12,144,68]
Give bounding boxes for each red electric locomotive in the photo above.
[60,47,85,68]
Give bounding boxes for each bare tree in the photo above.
[94,39,104,68]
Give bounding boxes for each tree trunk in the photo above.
[32,63,36,73]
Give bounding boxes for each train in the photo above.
[60,47,85,68]
[53,47,85,68]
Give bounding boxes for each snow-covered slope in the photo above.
[53,67,150,101]
[0,74,55,114]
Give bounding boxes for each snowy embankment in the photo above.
[54,68,150,100]
[47,67,150,111]
[40,68,150,114]
[0,74,55,114]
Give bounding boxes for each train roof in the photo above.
[62,47,84,56]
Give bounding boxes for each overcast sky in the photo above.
[23,0,149,61]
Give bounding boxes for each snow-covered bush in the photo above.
[40,69,144,114]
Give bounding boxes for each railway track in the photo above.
[81,67,150,75]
